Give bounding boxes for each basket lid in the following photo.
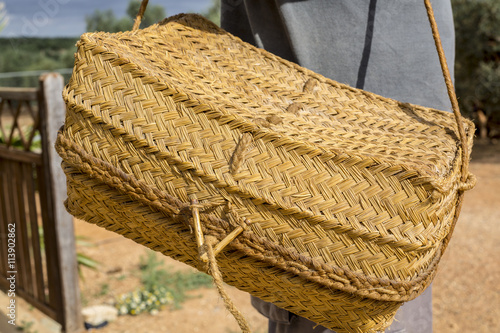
[71,14,473,184]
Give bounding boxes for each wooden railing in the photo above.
[0,74,83,332]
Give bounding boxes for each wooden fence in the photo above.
[0,74,82,332]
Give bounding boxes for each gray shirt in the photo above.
[221,0,455,111]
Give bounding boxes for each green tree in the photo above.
[0,2,8,32]
[126,0,166,29]
[86,0,166,33]
[85,9,131,33]
[203,0,221,26]
[452,0,500,136]
[0,38,77,87]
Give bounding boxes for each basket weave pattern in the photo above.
[56,14,474,333]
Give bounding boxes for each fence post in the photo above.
[39,73,83,333]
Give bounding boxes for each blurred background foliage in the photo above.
[453,0,499,138]
[85,0,167,33]
[0,37,76,86]
[0,0,498,137]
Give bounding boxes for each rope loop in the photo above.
[458,173,477,192]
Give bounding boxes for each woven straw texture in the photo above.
[55,14,475,333]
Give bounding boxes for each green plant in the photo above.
[81,293,89,307]
[38,227,99,280]
[115,285,174,316]
[115,250,213,316]
[139,251,213,308]
[75,235,99,280]
[99,283,110,297]
[85,0,166,33]
[16,320,37,333]
[0,124,41,152]
[138,250,168,290]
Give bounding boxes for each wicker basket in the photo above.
[55,10,475,333]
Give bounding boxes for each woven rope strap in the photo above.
[423,0,470,185]
[205,235,251,333]
[132,0,149,30]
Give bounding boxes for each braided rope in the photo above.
[205,236,252,333]
[132,0,149,31]
[424,0,470,184]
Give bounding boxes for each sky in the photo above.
[0,0,213,38]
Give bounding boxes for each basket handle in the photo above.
[132,0,149,31]
[424,0,469,183]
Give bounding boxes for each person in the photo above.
[221,1,456,332]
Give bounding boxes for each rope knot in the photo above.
[458,173,476,192]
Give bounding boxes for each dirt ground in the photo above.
[4,140,500,333]
[431,140,500,332]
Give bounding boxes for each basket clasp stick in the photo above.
[189,197,245,263]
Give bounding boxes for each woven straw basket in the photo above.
[55,4,475,333]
